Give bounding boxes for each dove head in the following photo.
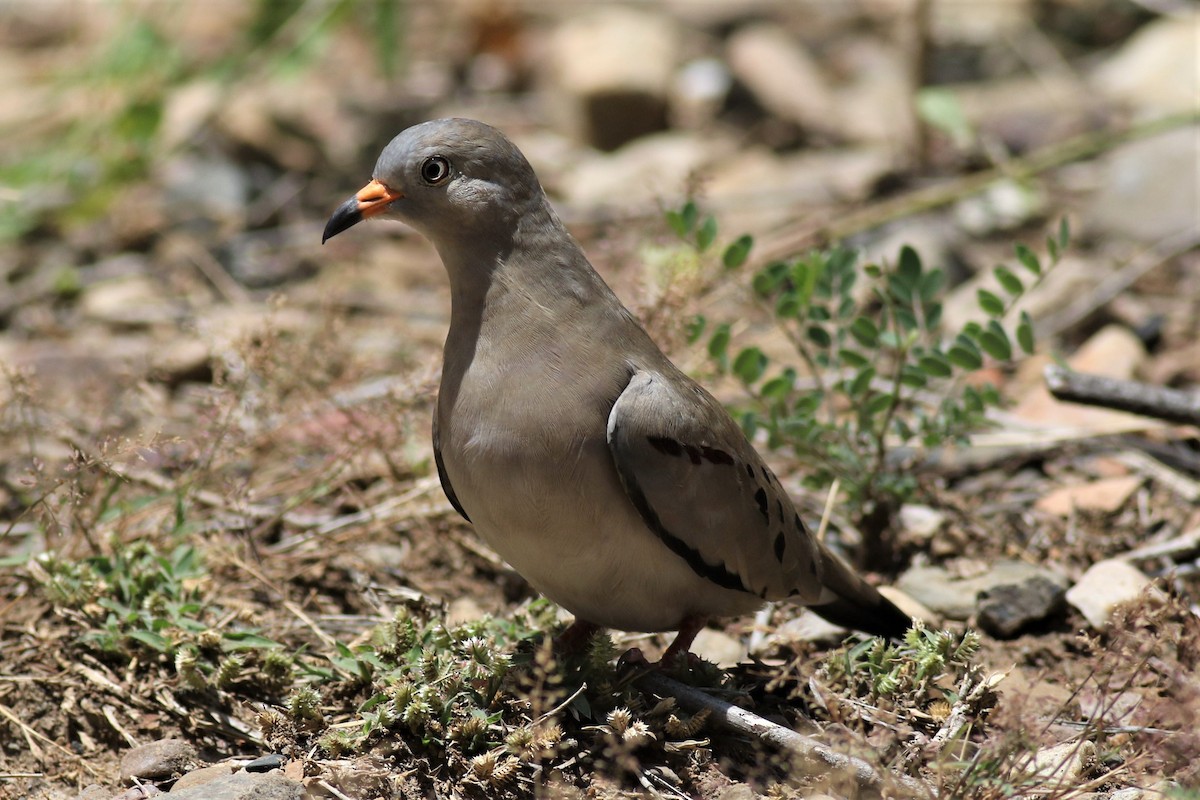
[323,118,547,251]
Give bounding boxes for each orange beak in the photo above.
[322,179,404,243]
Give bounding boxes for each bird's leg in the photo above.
[553,619,602,654]
[661,616,707,664]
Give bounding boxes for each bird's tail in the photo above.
[810,544,913,639]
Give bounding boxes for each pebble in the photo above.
[119,737,199,783]
[1091,13,1200,114]
[690,627,746,668]
[1034,475,1143,517]
[1066,559,1159,629]
[166,771,305,800]
[976,576,1066,638]
[172,763,234,793]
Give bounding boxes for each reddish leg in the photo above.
[553,619,602,654]
[661,616,707,665]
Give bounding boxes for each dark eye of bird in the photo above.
[421,156,451,184]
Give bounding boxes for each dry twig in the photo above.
[1044,366,1200,427]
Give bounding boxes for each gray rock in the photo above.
[168,771,304,800]
[74,786,112,800]
[171,764,234,793]
[119,738,199,784]
[897,561,1066,621]
[1086,126,1200,242]
[160,154,248,224]
[977,576,1066,638]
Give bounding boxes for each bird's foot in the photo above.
[552,619,603,655]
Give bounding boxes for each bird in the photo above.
[323,118,912,661]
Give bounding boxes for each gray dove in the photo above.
[323,118,911,660]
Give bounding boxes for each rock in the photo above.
[690,628,746,668]
[545,7,681,150]
[172,764,234,792]
[834,40,917,150]
[244,754,287,773]
[1026,739,1095,787]
[715,783,759,800]
[119,737,199,783]
[1086,126,1200,242]
[1066,559,1160,629]
[160,153,249,225]
[80,275,178,329]
[167,771,304,800]
[1035,476,1143,517]
[1108,788,1145,800]
[726,22,839,137]
[73,787,111,800]
[897,561,1065,621]
[766,610,852,647]
[898,504,946,540]
[149,338,213,387]
[976,576,1066,638]
[562,130,734,208]
[1091,13,1200,115]
[670,58,733,130]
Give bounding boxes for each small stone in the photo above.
[80,276,177,329]
[446,596,486,627]
[715,784,759,800]
[166,771,304,800]
[1066,559,1160,629]
[73,787,111,800]
[898,504,946,540]
[172,764,234,793]
[244,754,287,773]
[119,737,199,783]
[769,610,850,646]
[1027,739,1095,787]
[977,577,1066,638]
[1086,126,1200,242]
[877,586,937,628]
[1035,476,1143,517]
[1091,14,1200,115]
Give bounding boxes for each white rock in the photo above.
[690,628,747,668]
[899,504,947,539]
[1027,739,1095,787]
[1066,559,1159,629]
[1091,13,1200,115]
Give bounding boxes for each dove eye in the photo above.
[421,156,451,185]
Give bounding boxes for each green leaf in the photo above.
[1014,243,1041,276]
[849,317,879,347]
[1046,234,1059,263]
[977,288,1005,317]
[849,366,876,398]
[1016,310,1035,355]
[776,293,801,318]
[807,325,832,348]
[1058,217,1071,251]
[707,323,730,362]
[761,369,796,400]
[947,344,983,370]
[918,268,945,305]
[897,245,922,284]
[839,348,869,369]
[722,234,753,269]
[900,365,927,388]
[918,354,953,378]
[978,327,1012,360]
[696,216,718,252]
[732,347,768,385]
[685,314,706,343]
[915,87,973,147]
[993,266,1024,296]
[129,629,172,652]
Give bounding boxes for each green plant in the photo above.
[673,202,1069,564]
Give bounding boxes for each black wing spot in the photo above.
[745,463,755,480]
[753,487,769,521]
[773,530,786,562]
[775,498,785,525]
[700,446,735,465]
[793,512,805,532]
[683,444,703,465]
[647,435,683,457]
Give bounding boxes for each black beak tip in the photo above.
[322,198,363,244]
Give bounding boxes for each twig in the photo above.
[1037,226,1200,339]
[283,600,341,649]
[1044,366,1200,427]
[1119,527,1200,563]
[634,672,932,797]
